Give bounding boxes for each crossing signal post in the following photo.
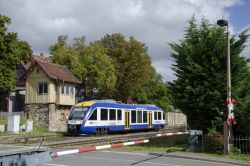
[217,19,233,155]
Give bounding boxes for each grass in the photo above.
[230,155,250,163]
[0,120,64,136]
[113,135,189,152]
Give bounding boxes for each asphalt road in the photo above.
[43,150,236,166]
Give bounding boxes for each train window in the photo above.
[137,111,142,123]
[109,109,116,120]
[154,111,157,120]
[131,110,136,123]
[143,111,147,123]
[68,106,88,120]
[101,109,108,120]
[117,109,122,120]
[163,112,166,120]
[89,109,97,120]
[158,111,162,120]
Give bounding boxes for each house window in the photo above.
[38,82,48,95]
[70,86,74,95]
[61,84,74,96]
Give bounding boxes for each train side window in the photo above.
[89,109,97,120]
[154,111,157,120]
[101,109,108,120]
[158,111,162,120]
[117,109,122,120]
[109,109,116,120]
[137,111,142,123]
[143,111,147,123]
[131,110,136,123]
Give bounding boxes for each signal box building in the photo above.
[24,60,80,131]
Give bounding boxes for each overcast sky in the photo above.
[0,0,249,81]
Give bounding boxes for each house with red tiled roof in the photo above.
[24,58,80,131]
[6,54,53,113]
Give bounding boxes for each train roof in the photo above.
[75,100,163,111]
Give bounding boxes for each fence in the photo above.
[0,112,24,120]
[233,136,250,154]
[201,134,250,155]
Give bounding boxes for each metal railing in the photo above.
[201,135,250,155]
[232,136,250,154]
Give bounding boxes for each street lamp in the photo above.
[217,19,232,155]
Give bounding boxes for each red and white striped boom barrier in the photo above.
[51,139,149,158]
[156,131,189,137]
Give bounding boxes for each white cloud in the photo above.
[0,0,242,81]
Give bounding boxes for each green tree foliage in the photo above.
[50,33,171,110]
[0,15,32,100]
[97,33,154,102]
[135,71,171,111]
[49,35,116,99]
[170,18,250,133]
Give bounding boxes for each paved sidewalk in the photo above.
[148,151,250,166]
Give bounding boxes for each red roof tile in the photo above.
[26,60,80,84]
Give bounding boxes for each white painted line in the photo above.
[44,164,68,166]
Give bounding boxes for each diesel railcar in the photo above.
[67,100,166,135]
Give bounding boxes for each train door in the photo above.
[125,110,130,129]
[148,112,152,128]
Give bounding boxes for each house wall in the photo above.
[59,93,75,105]
[25,66,76,105]
[25,104,50,129]
[25,103,71,131]
[49,104,71,131]
[25,66,56,104]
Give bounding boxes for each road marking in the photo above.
[68,155,181,166]
[44,164,68,166]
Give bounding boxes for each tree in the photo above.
[135,71,171,111]
[170,18,250,133]
[98,34,154,102]
[0,15,32,110]
[49,35,116,100]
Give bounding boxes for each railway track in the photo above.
[45,128,187,148]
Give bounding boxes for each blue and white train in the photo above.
[67,100,166,135]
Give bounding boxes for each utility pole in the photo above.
[217,19,232,155]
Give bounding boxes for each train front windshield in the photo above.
[68,106,89,120]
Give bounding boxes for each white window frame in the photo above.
[38,82,48,95]
[61,84,75,96]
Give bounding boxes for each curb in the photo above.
[149,152,250,166]
[51,139,149,158]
